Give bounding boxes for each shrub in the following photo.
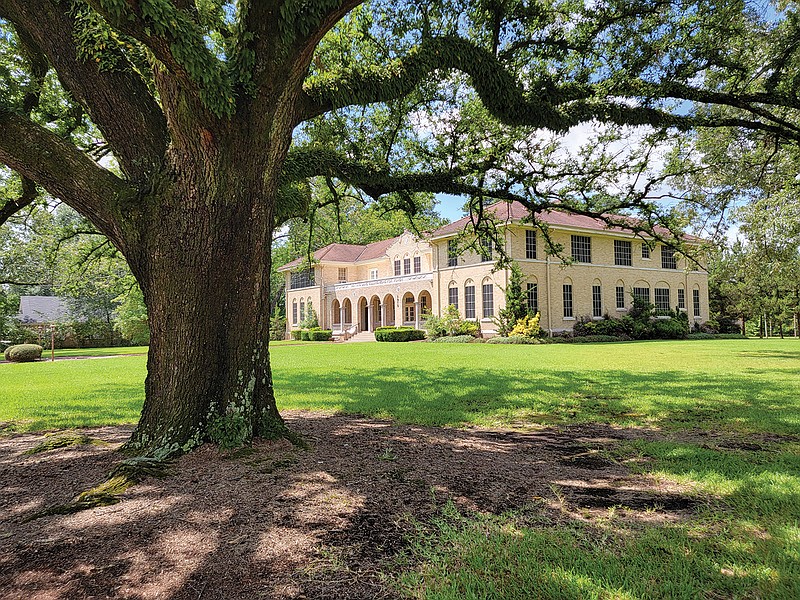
[423,305,478,338]
[269,314,287,341]
[509,313,541,338]
[4,343,44,362]
[375,327,425,342]
[308,329,332,341]
[687,332,746,340]
[650,317,690,339]
[300,330,310,341]
[429,334,475,343]
[290,330,302,341]
[486,335,539,344]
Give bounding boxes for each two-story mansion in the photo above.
[279,201,709,337]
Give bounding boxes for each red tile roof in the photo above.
[278,235,402,271]
[430,201,699,241]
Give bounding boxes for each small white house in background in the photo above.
[16,296,72,324]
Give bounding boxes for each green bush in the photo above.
[429,335,475,343]
[4,343,44,362]
[375,327,426,342]
[269,314,287,341]
[650,317,690,339]
[290,330,302,341]
[423,305,479,338]
[486,336,539,344]
[687,332,746,340]
[300,330,311,341]
[308,329,332,341]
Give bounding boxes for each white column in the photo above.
[381,302,387,327]
[414,301,420,329]
[339,306,345,330]
[368,303,374,332]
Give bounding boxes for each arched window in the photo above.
[403,253,411,275]
[526,276,538,315]
[592,279,602,318]
[677,285,686,311]
[481,278,494,318]
[448,281,459,310]
[654,282,670,312]
[299,299,305,322]
[615,280,626,310]
[632,281,651,304]
[292,300,298,325]
[692,285,701,318]
[393,255,401,276]
[464,280,476,319]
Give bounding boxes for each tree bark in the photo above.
[121,136,286,456]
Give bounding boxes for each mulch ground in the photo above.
[1,411,699,600]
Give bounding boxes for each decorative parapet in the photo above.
[325,273,433,293]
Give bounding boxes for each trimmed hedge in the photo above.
[308,329,332,341]
[486,336,539,344]
[300,330,310,341]
[290,330,302,341]
[4,344,44,362]
[687,332,746,340]
[375,327,426,342]
[429,335,475,343]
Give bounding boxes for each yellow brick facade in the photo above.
[283,223,709,337]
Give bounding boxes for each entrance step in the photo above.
[345,331,376,343]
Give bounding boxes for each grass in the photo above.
[51,346,148,357]
[1,337,798,597]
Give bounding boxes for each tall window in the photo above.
[292,301,298,324]
[592,285,602,317]
[563,284,573,318]
[480,237,493,262]
[448,287,459,310]
[447,239,458,267]
[633,287,651,303]
[678,288,686,310]
[693,289,701,317]
[394,260,401,276]
[614,240,632,266]
[403,257,411,274]
[482,283,494,318]
[641,243,651,260]
[571,235,592,263]
[338,268,347,283]
[615,286,625,310]
[526,283,538,314]
[413,256,421,273]
[299,300,305,322]
[465,285,476,319]
[661,246,677,269]
[290,268,315,289]
[654,288,670,311]
[525,230,537,259]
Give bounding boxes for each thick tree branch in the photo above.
[298,35,800,141]
[0,109,133,241]
[0,176,37,227]
[1,1,168,179]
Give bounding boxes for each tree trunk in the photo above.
[122,139,286,456]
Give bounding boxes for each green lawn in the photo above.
[1,338,798,598]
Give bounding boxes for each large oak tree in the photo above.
[1,0,799,455]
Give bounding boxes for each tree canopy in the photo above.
[1,0,799,455]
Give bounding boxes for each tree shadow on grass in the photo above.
[273,365,800,436]
[1,411,798,599]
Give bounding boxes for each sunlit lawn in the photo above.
[2,338,798,598]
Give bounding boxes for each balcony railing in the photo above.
[325,272,433,292]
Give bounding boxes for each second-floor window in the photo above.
[413,256,421,273]
[394,260,401,276]
[571,235,591,263]
[661,246,677,269]
[290,268,315,289]
[369,268,378,280]
[525,230,537,259]
[403,257,411,274]
[447,239,458,267]
[338,268,347,283]
[480,237,493,262]
[614,240,632,266]
[642,243,651,260]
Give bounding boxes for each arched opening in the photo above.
[370,295,382,331]
[402,292,416,325]
[332,299,341,327]
[342,298,353,327]
[418,290,432,316]
[357,296,369,332]
[382,294,395,326]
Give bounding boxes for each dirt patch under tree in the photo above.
[1,411,705,599]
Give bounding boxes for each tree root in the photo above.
[23,432,107,455]
[21,456,172,523]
